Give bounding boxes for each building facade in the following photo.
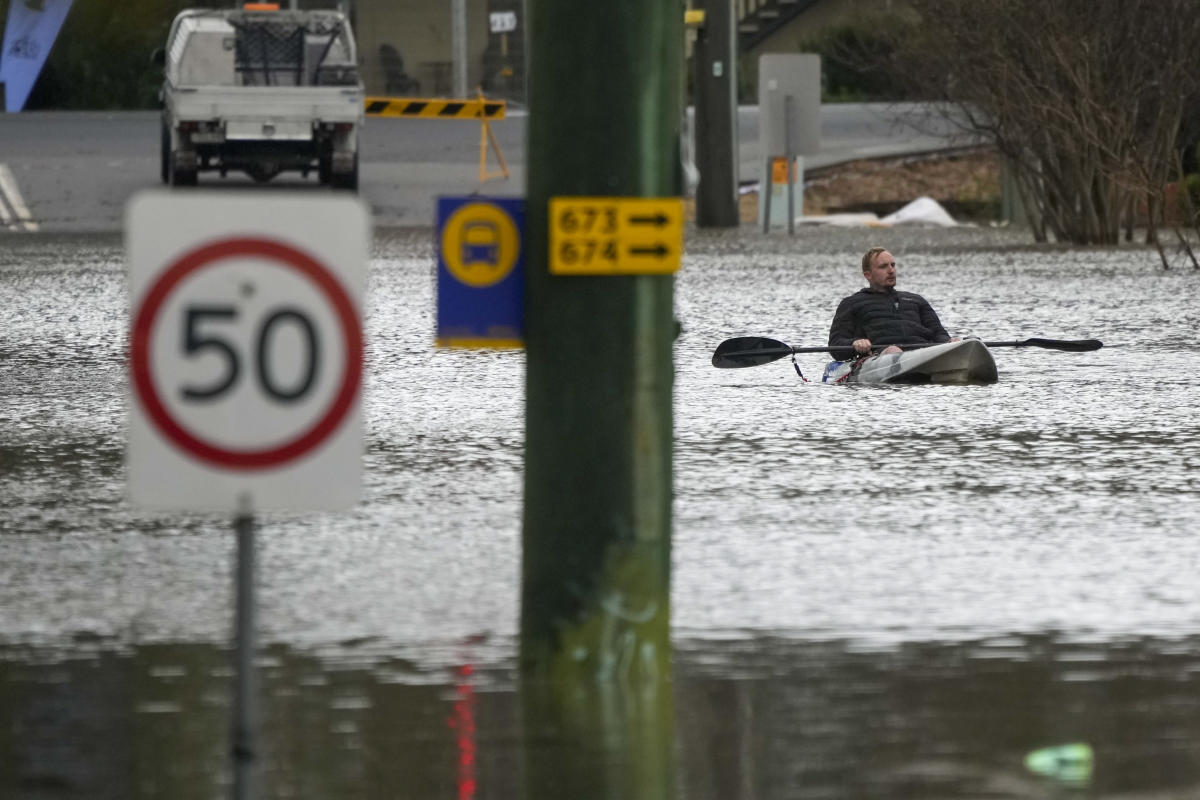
[345,0,527,103]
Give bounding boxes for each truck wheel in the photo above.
[160,120,170,184]
[247,163,279,184]
[318,154,332,185]
[331,152,358,192]
[169,155,197,187]
[171,167,197,187]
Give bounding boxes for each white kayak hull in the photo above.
[822,339,999,385]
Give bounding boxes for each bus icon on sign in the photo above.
[438,197,521,290]
[461,221,500,267]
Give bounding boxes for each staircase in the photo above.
[736,0,824,52]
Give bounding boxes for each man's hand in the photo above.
[852,338,872,355]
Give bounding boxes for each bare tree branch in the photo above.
[876,0,1200,248]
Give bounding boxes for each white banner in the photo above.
[0,0,75,112]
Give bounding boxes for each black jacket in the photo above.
[828,288,950,347]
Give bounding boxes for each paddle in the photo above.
[711,336,1103,368]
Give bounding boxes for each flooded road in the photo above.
[3,226,1199,798]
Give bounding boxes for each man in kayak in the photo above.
[828,247,954,356]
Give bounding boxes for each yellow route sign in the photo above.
[549,197,683,275]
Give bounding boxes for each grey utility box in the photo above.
[758,53,820,230]
[758,53,821,160]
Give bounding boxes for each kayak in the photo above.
[711,335,1098,382]
[821,339,998,385]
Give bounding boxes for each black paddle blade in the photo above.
[712,337,793,368]
[1025,337,1103,352]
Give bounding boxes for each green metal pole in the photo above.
[694,0,739,227]
[521,0,680,797]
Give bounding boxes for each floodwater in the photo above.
[2,225,1200,798]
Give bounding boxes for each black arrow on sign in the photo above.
[628,213,670,227]
[629,244,671,258]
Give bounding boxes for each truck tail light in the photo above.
[333,123,353,133]
[178,121,199,133]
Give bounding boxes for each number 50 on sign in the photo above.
[126,192,368,512]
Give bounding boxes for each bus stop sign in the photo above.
[436,196,525,348]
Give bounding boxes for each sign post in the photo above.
[522,2,680,797]
[126,191,368,800]
[233,498,256,800]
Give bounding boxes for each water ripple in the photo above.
[3,227,1198,655]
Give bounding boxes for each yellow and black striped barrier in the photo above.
[363,97,506,120]
[364,91,510,182]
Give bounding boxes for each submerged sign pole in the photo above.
[232,498,257,800]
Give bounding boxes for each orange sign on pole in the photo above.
[771,157,791,184]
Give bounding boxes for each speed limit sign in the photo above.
[126,192,368,511]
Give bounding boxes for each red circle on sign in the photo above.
[131,237,362,470]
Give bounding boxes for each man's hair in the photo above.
[862,247,888,273]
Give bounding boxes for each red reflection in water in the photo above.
[447,664,476,800]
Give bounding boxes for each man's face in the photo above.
[864,250,897,292]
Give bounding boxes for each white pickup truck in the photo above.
[159,6,363,189]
